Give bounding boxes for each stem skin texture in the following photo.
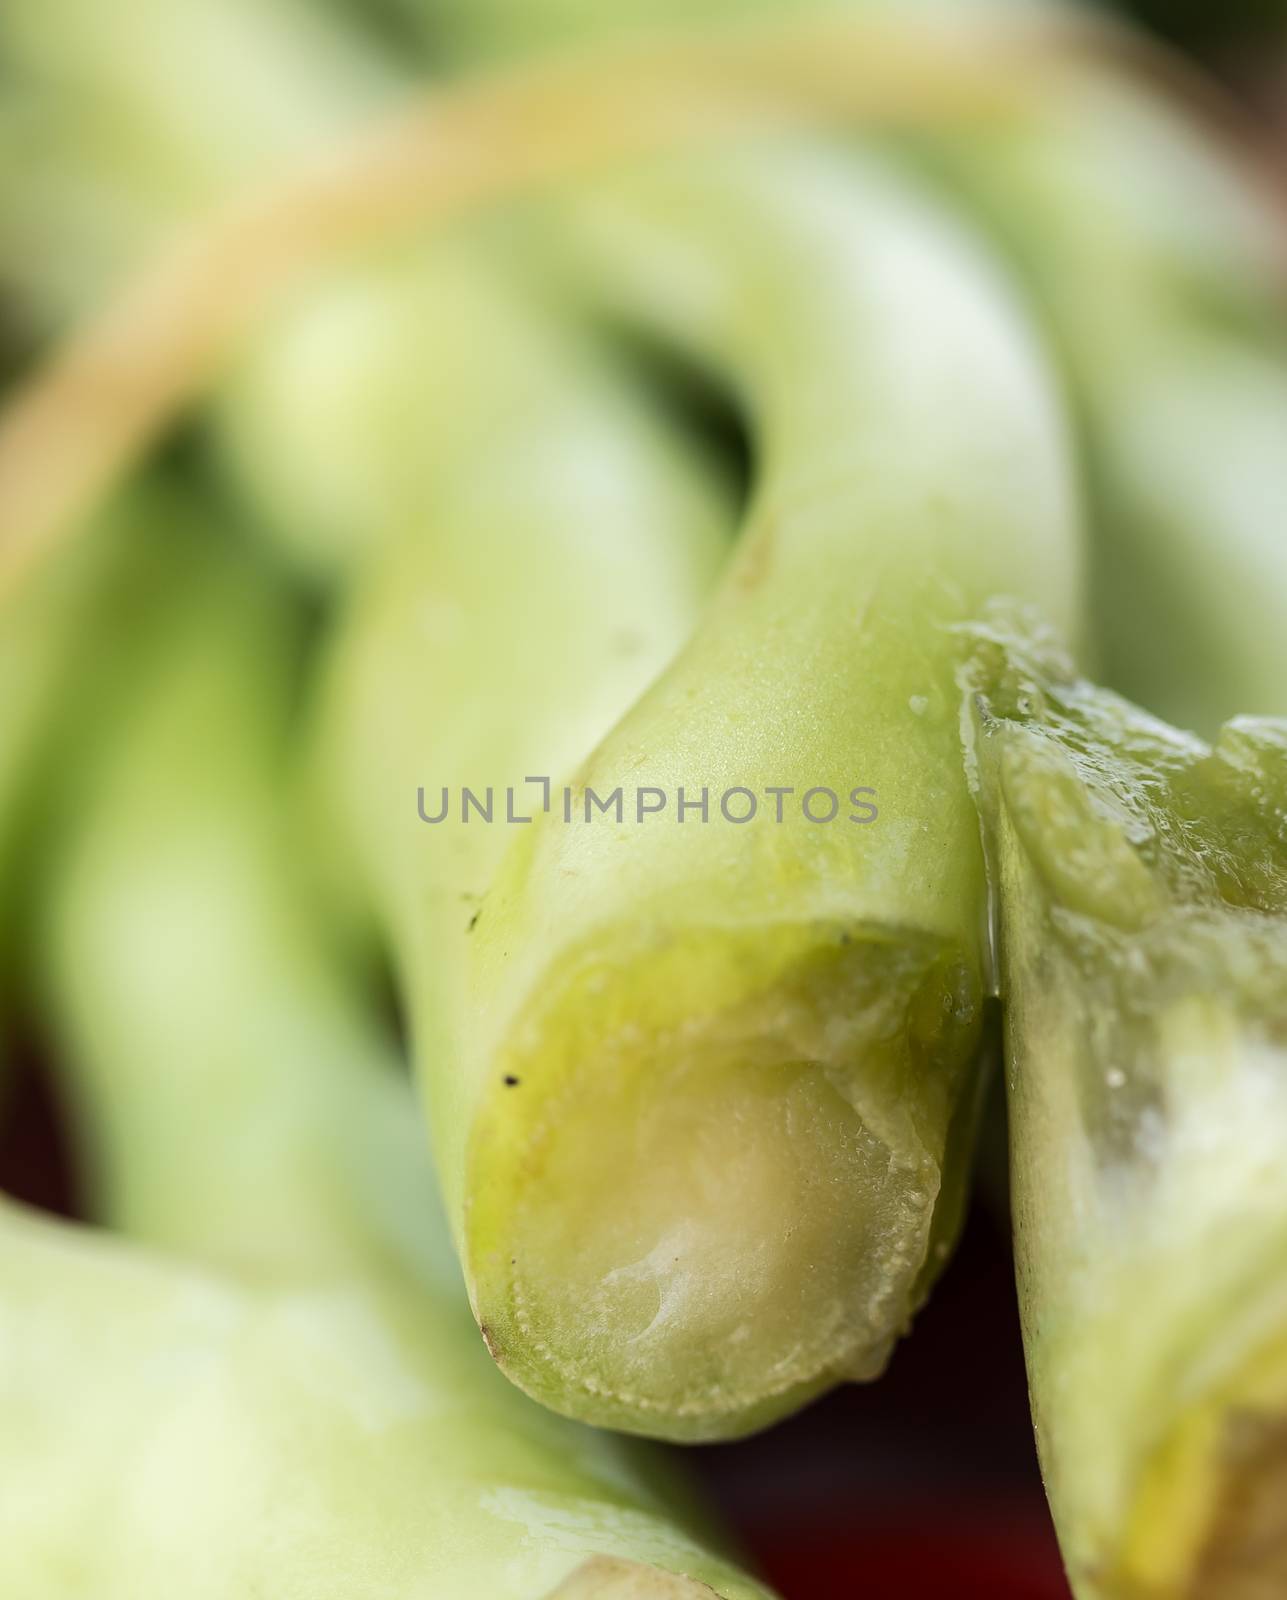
[21,515,771,1600]
[324,139,1083,1439]
[966,617,1287,1600]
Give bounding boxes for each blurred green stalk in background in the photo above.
[19,500,770,1600]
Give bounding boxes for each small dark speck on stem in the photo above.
[503,1075,520,1087]
[468,909,481,932]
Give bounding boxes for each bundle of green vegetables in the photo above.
[1,0,1285,1596]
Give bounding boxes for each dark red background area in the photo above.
[754,1515,1066,1600]
[0,1043,1070,1599]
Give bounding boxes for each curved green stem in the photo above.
[327,140,1085,1438]
[415,0,1287,731]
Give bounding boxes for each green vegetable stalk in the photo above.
[409,0,1287,733]
[0,1199,762,1598]
[21,507,771,1600]
[909,70,1287,730]
[0,494,176,1072]
[0,0,392,321]
[966,616,1287,1599]
[0,0,737,603]
[324,139,1084,1439]
[0,533,116,967]
[210,231,736,586]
